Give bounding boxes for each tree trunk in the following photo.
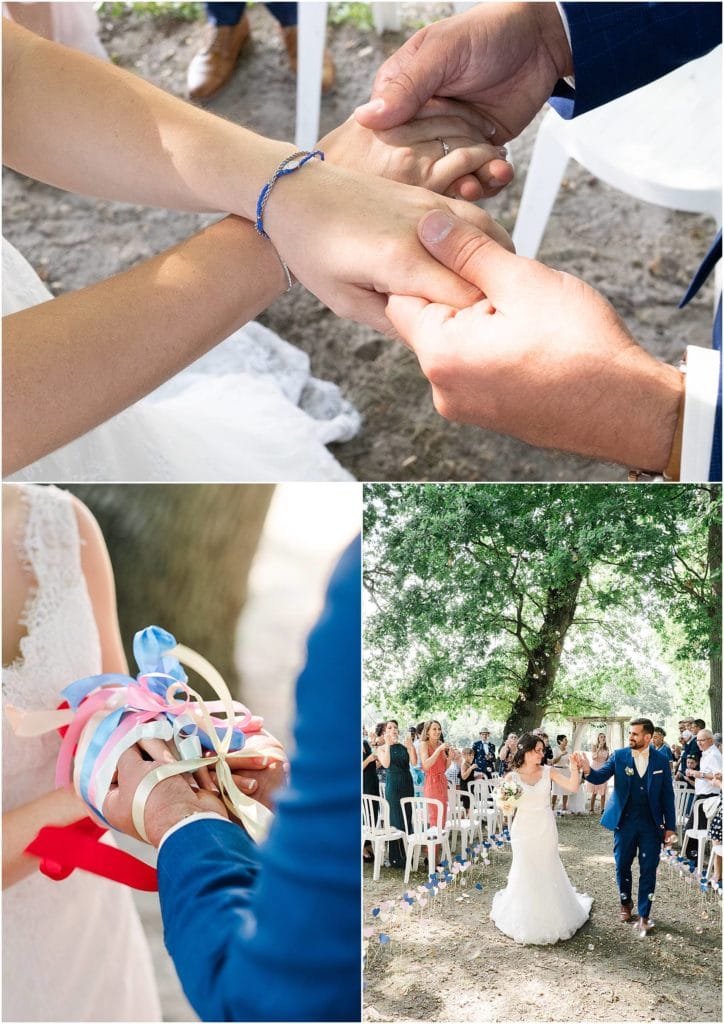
[505,574,583,735]
[68,485,274,697]
[708,489,722,733]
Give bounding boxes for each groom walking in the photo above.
[575,718,676,936]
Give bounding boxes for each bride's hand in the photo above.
[266,164,514,334]
[319,97,514,200]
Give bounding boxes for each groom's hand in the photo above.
[355,3,573,142]
[101,739,229,848]
[387,211,683,470]
[663,830,677,845]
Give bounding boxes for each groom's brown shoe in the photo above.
[619,901,634,922]
[187,17,251,101]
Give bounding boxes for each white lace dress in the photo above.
[2,484,161,1022]
[3,237,359,481]
[490,766,592,945]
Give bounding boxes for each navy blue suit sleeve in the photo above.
[157,538,361,1022]
[584,751,617,786]
[550,3,722,119]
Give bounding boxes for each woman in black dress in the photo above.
[376,719,417,868]
[363,736,380,861]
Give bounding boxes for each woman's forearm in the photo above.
[3,216,286,473]
[3,788,89,889]
[2,20,288,218]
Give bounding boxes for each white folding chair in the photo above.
[399,796,452,884]
[362,794,406,882]
[513,47,722,259]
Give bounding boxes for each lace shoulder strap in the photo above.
[17,485,82,633]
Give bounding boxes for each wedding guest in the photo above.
[186,3,336,103]
[472,727,495,778]
[374,722,387,790]
[420,720,450,835]
[652,727,674,763]
[459,747,475,811]
[684,730,723,858]
[100,538,360,1022]
[539,732,554,765]
[3,19,514,480]
[498,733,518,775]
[2,484,163,1021]
[376,719,416,870]
[410,723,425,794]
[551,735,571,813]
[714,733,722,752]
[445,747,462,787]
[587,733,609,815]
[681,728,702,772]
[362,736,379,862]
[707,773,722,885]
[360,1,722,480]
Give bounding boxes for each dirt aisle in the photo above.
[364,815,721,1022]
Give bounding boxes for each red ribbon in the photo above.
[25,818,158,892]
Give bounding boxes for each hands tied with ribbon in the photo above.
[6,626,285,884]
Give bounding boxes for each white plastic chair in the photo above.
[706,842,722,881]
[674,781,694,843]
[399,796,452,884]
[295,2,417,149]
[512,46,722,258]
[683,796,720,875]
[446,789,474,854]
[468,779,501,838]
[363,794,406,882]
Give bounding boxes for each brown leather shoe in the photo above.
[281,26,336,93]
[619,901,634,923]
[187,16,251,101]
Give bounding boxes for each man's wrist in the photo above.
[617,356,684,473]
[536,1,574,79]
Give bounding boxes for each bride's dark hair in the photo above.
[512,732,544,769]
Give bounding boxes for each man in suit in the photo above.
[357,2,721,481]
[100,540,360,1022]
[574,718,676,936]
[472,727,495,778]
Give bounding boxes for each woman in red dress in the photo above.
[420,720,451,830]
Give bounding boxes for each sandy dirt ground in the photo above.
[364,813,722,1023]
[2,3,717,481]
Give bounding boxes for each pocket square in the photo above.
[653,770,663,775]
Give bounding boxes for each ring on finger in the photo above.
[436,137,450,159]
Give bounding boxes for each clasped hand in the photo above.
[98,735,287,848]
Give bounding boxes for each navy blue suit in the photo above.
[472,739,495,777]
[585,746,676,918]
[157,539,361,1022]
[552,3,722,480]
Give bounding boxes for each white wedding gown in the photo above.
[2,484,161,1022]
[490,765,592,944]
[3,236,359,481]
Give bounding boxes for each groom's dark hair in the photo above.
[631,717,655,736]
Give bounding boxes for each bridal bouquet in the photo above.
[6,626,284,888]
[496,779,523,815]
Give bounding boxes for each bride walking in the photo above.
[490,732,593,945]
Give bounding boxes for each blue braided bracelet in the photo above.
[255,149,325,239]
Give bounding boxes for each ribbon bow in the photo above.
[7,626,281,847]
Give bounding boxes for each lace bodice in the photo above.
[3,485,101,810]
[511,765,553,814]
[2,484,160,1021]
